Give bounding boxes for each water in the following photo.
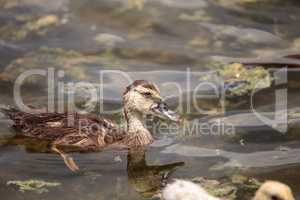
[1,0,300,199]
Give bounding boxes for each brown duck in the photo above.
[1,80,180,172]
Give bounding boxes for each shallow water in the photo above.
[1,0,300,199]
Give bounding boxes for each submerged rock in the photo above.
[0,14,59,41]
[0,47,83,84]
[0,47,127,85]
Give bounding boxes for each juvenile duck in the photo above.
[1,80,180,171]
[162,179,295,200]
[253,181,295,200]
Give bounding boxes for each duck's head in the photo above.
[123,80,180,122]
[253,181,295,200]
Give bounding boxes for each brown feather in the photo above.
[123,80,159,95]
[2,107,126,151]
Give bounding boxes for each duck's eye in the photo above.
[271,196,281,200]
[142,92,152,97]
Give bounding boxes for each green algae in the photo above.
[7,179,61,194]
[222,63,271,96]
[201,63,272,97]
[191,175,262,200]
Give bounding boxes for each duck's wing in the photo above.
[53,131,104,151]
[2,106,125,142]
[51,122,126,172]
[2,107,72,139]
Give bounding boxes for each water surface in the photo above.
[1,0,300,199]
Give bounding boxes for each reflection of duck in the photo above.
[127,150,184,198]
[162,179,295,200]
[1,80,180,172]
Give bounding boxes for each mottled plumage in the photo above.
[2,108,124,151]
[1,80,180,171]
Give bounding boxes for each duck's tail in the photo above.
[0,105,20,119]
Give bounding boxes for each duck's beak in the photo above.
[151,102,181,123]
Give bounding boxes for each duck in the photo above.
[253,181,295,200]
[1,80,180,172]
[161,179,295,200]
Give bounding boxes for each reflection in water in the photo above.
[1,135,52,153]
[127,149,184,198]
[1,136,185,199]
[162,144,300,169]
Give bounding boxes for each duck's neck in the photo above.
[123,108,153,146]
[126,111,145,132]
